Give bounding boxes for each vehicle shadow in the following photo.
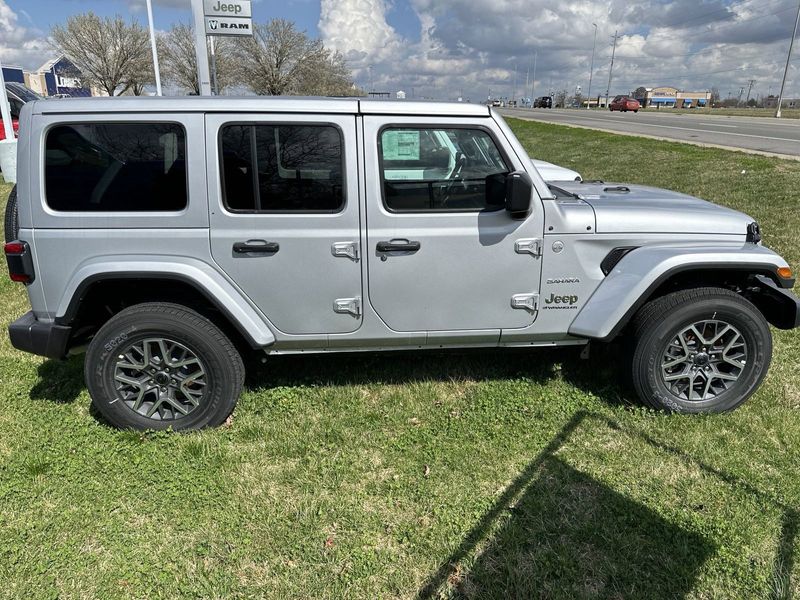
[415,411,797,599]
[243,343,632,408]
[28,355,85,404]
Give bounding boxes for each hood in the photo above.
[551,181,753,235]
[531,159,582,182]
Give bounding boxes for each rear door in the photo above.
[206,113,362,335]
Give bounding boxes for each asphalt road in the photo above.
[499,108,800,157]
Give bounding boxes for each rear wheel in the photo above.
[85,302,245,430]
[630,288,771,413]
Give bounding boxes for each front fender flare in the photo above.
[568,244,791,341]
[56,255,275,348]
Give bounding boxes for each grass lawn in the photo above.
[1,120,799,599]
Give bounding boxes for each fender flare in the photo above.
[55,255,275,348]
[568,244,793,341]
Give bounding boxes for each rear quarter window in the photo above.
[45,122,188,212]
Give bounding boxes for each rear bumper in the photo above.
[8,311,72,359]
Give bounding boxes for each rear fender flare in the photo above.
[56,255,275,348]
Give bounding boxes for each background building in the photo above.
[764,96,798,109]
[25,56,97,98]
[632,86,711,108]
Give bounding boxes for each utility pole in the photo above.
[775,0,800,117]
[745,79,755,105]
[525,55,530,106]
[513,62,518,104]
[531,51,537,103]
[737,86,745,106]
[605,30,621,108]
[587,23,597,109]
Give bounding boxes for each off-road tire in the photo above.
[630,287,771,413]
[4,185,18,242]
[86,302,245,430]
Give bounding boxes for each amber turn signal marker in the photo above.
[777,267,793,279]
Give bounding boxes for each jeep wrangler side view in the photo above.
[5,97,800,430]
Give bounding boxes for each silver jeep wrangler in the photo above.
[5,97,799,430]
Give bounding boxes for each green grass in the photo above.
[639,107,800,119]
[1,121,799,599]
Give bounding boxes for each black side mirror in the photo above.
[505,170,533,219]
[485,173,506,207]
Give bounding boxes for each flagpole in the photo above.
[145,0,162,96]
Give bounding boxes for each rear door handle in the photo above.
[376,239,421,253]
[233,240,280,255]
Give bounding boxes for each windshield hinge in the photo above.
[333,296,361,317]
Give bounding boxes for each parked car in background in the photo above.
[535,96,552,108]
[0,83,44,141]
[609,96,640,112]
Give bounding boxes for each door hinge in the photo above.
[332,241,360,261]
[511,293,539,312]
[333,296,362,317]
[515,238,543,257]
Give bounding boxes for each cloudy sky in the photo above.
[1,0,797,101]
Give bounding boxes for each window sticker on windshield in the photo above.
[382,130,420,161]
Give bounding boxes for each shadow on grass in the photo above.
[416,411,798,599]
[452,456,714,599]
[28,355,85,404]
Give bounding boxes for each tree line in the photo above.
[50,13,358,97]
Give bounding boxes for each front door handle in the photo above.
[233,240,280,255]
[376,239,421,253]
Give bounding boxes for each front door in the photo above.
[207,113,362,335]
[363,116,544,333]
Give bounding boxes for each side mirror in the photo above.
[505,170,533,219]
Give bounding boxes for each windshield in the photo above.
[6,82,44,103]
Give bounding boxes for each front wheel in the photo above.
[85,303,245,430]
[630,288,772,413]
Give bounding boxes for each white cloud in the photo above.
[0,0,51,70]
[320,0,799,101]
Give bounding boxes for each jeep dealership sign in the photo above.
[203,0,252,36]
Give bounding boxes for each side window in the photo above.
[45,122,187,212]
[379,127,509,212]
[220,124,344,212]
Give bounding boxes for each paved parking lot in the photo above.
[499,108,800,157]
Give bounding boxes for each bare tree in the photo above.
[159,24,239,95]
[232,19,355,96]
[51,13,152,97]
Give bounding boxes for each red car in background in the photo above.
[609,95,641,112]
[0,83,43,140]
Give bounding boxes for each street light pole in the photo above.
[587,23,597,109]
[775,0,800,118]
[145,0,162,96]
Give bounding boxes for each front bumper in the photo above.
[9,311,72,359]
[753,275,800,329]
